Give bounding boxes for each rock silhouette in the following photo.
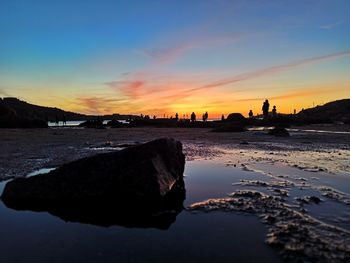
[212,113,248,132]
[1,138,186,229]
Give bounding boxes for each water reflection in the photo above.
[0,160,280,263]
[2,179,186,230]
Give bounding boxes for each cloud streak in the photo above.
[193,50,350,91]
[105,80,145,99]
[143,33,243,65]
[73,97,127,115]
[102,49,350,115]
[320,20,343,29]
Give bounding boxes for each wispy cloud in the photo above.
[73,96,126,115]
[101,49,350,115]
[320,20,343,29]
[105,80,145,99]
[183,50,350,94]
[143,33,243,65]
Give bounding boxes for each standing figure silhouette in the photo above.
[262,100,270,119]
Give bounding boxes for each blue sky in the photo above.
[0,0,349,116]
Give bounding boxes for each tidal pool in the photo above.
[0,160,281,263]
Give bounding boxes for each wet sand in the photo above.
[1,126,350,180]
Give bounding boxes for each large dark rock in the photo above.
[213,113,248,132]
[1,138,186,229]
[226,113,247,123]
[106,119,125,128]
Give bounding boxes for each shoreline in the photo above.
[1,126,350,181]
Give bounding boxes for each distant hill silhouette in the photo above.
[0,97,135,122]
[298,99,350,124]
[0,97,87,122]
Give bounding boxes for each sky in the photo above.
[0,0,349,118]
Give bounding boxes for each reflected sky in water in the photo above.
[0,160,280,263]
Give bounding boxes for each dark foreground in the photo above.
[0,126,350,262]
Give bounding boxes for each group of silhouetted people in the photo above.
[245,99,279,120]
[136,99,281,123]
[141,111,209,122]
[261,99,278,119]
[202,112,208,122]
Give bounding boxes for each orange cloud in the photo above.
[152,50,350,103]
[72,97,127,115]
[105,80,145,99]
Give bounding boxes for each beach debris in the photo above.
[317,186,350,205]
[295,196,322,205]
[189,190,350,262]
[238,179,269,187]
[272,188,289,197]
[268,127,290,137]
[1,138,186,229]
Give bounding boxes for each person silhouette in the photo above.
[175,113,179,121]
[248,110,253,118]
[272,105,277,117]
[190,112,196,122]
[262,100,270,119]
[204,111,208,122]
[221,114,225,121]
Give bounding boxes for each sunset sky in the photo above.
[1,0,349,118]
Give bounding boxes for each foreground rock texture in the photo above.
[189,190,350,262]
[1,138,186,229]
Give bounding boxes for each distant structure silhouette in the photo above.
[262,99,270,119]
[248,110,253,118]
[55,115,59,126]
[153,115,156,119]
[272,105,277,117]
[221,114,225,121]
[190,112,196,122]
[294,109,296,115]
